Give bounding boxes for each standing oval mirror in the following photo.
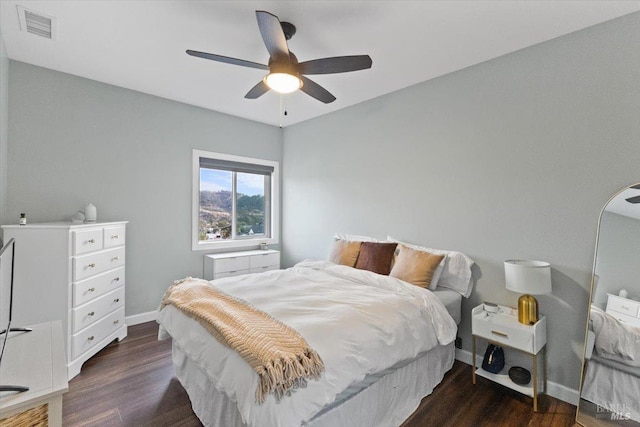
[577,182,640,426]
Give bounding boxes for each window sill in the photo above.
[192,237,279,252]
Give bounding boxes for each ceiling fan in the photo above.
[627,183,640,204]
[186,10,372,104]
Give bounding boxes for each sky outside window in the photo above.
[201,169,264,196]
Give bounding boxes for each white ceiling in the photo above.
[2,1,640,127]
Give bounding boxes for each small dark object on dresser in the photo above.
[508,366,531,385]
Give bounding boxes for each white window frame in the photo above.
[192,149,279,251]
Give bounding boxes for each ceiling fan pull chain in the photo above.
[279,94,283,128]
[278,94,290,128]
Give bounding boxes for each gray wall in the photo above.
[593,211,640,308]
[0,30,8,227]
[282,12,640,392]
[6,61,282,316]
[4,9,639,396]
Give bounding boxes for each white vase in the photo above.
[72,211,85,224]
[84,203,97,223]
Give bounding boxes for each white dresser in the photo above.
[1,221,128,379]
[606,294,640,328]
[204,249,280,280]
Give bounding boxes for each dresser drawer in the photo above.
[103,225,126,249]
[73,247,125,281]
[215,256,250,274]
[214,269,250,280]
[72,287,125,333]
[250,265,279,274]
[73,267,125,306]
[250,252,280,269]
[606,295,640,318]
[472,310,546,354]
[73,229,104,255]
[72,307,125,359]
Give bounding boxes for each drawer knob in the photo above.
[88,263,96,268]
[113,277,120,282]
[88,336,94,341]
[113,320,120,325]
[88,239,95,244]
[88,287,95,292]
[112,235,119,239]
[112,256,120,261]
[114,298,120,303]
[491,330,508,338]
[88,311,95,316]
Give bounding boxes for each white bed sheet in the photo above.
[432,289,462,325]
[172,340,455,427]
[158,260,457,427]
[581,359,640,422]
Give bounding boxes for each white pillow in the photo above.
[429,255,446,290]
[387,236,474,297]
[334,233,379,242]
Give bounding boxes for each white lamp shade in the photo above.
[504,260,552,295]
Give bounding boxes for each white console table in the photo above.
[0,321,68,426]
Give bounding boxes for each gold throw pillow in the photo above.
[390,244,445,288]
[329,240,362,267]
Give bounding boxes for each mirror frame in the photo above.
[576,181,640,426]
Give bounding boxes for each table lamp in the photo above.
[504,260,552,325]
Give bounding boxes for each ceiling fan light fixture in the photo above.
[264,72,302,94]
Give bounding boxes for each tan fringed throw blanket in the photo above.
[160,278,324,403]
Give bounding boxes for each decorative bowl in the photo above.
[508,366,531,385]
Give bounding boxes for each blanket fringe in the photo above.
[256,349,325,404]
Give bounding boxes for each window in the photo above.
[192,150,279,250]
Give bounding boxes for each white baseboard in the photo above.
[455,348,579,406]
[125,310,158,326]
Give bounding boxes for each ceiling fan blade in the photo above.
[300,76,336,104]
[626,195,640,204]
[256,11,290,61]
[245,81,270,99]
[186,50,269,70]
[298,55,373,75]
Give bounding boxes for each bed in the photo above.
[158,241,473,427]
[581,305,640,422]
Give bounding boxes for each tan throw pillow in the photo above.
[390,244,445,288]
[354,242,398,275]
[330,240,362,267]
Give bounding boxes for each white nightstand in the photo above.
[471,304,547,411]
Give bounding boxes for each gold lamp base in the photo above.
[518,294,539,325]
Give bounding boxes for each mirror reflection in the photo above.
[577,183,640,426]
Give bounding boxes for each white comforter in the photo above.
[157,260,457,427]
[590,305,640,367]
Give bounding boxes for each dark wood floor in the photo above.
[63,322,578,426]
